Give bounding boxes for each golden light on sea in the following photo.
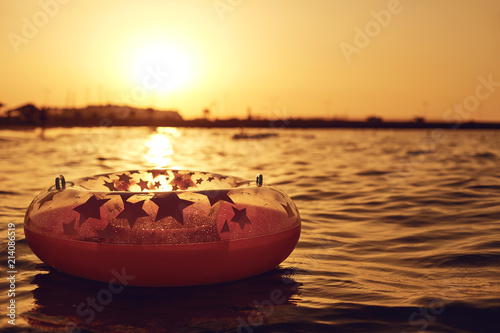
[144,128,178,167]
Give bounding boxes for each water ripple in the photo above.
[1,128,499,332]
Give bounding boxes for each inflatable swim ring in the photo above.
[24,170,301,286]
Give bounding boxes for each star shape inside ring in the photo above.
[151,193,195,225]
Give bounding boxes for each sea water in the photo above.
[0,127,499,332]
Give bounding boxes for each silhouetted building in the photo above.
[5,104,45,125]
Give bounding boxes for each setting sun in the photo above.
[131,43,193,95]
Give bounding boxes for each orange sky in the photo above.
[1,0,500,121]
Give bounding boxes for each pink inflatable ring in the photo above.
[24,169,301,287]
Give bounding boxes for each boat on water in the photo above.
[232,132,278,140]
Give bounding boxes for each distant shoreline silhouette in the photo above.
[1,103,500,129]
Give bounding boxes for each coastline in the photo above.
[1,118,500,130]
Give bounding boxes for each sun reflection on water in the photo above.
[144,127,178,167]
